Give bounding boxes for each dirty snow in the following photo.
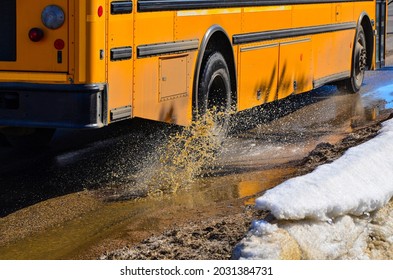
[233,118,393,260]
[257,118,393,221]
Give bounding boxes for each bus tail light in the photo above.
[28,28,44,42]
[54,39,65,50]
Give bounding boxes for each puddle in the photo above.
[0,167,295,260]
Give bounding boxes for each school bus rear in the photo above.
[0,0,108,134]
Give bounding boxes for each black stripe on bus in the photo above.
[111,1,133,14]
[233,22,357,45]
[110,47,132,61]
[137,0,373,12]
[137,40,199,58]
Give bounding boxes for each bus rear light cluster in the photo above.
[28,5,66,50]
[28,28,44,42]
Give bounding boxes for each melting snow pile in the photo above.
[233,118,393,260]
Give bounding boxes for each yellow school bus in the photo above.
[0,0,387,146]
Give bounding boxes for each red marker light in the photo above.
[98,6,103,17]
[29,28,44,42]
[54,39,65,50]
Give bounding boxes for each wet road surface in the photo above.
[1,66,393,259]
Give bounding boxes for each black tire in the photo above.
[197,52,232,132]
[345,26,367,93]
[4,127,55,149]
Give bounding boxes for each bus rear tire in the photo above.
[345,26,367,93]
[4,127,55,149]
[197,52,232,133]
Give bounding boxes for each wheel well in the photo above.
[360,15,374,69]
[194,28,237,115]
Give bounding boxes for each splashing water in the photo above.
[138,109,228,196]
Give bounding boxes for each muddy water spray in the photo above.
[138,110,228,195]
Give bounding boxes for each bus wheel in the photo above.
[4,127,55,149]
[198,52,232,134]
[345,26,367,93]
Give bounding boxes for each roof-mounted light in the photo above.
[41,5,65,30]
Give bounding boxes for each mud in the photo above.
[296,121,383,174]
[101,116,391,260]
[102,207,266,260]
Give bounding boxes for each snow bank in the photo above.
[233,201,393,260]
[233,118,393,260]
[256,118,393,221]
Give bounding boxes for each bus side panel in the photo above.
[237,6,291,110]
[133,10,243,125]
[174,10,242,122]
[134,53,195,125]
[312,30,355,84]
[133,11,194,125]
[238,43,279,111]
[242,6,292,33]
[174,9,242,41]
[106,2,133,123]
[279,39,313,99]
[85,0,106,83]
[292,4,334,27]
[336,3,355,23]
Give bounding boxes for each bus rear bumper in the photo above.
[0,82,107,129]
